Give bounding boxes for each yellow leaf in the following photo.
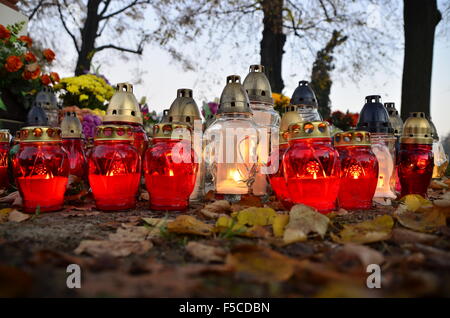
[283,204,329,244]
[0,208,13,224]
[231,207,277,226]
[167,215,213,236]
[401,194,432,212]
[226,245,296,282]
[215,215,233,228]
[331,215,394,244]
[273,214,289,237]
[394,204,446,233]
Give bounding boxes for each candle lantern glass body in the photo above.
[250,102,280,196]
[204,114,259,195]
[62,138,87,180]
[268,143,292,208]
[283,137,340,212]
[104,121,148,158]
[398,144,434,197]
[370,134,397,199]
[144,138,197,210]
[336,146,378,209]
[13,134,69,213]
[432,140,449,178]
[88,139,141,211]
[0,142,10,191]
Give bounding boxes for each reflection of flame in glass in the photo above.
[346,164,364,179]
[230,168,241,182]
[377,175,384,188]
[169,169,174,177]
[305,161,320,179]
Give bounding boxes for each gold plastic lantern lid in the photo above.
[334,131,371,147]
[384,102,403,137]
[428,116,439,141]
[400,112,433,145]
[103,83,143,125]
[152,123,192,141]
[61,112,83,138]
[19,126,62,142]
[0,129,11,143]
[288,121,331,140]
[217,75,251,115]
[242,65,273,104]
[94,125,134,141]
[279,111,302,144]
[167,89,201,125]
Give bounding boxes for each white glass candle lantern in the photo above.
[289,81,322,121]
[243,65,280,196]
[429,117,449,179]
[204,75,259,196]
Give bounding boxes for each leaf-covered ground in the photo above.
[1,179,450,298]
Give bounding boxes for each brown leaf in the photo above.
[0,191,22,207]
[390,228,439,244]
[185,241,227,263]
[226,245,296,283]
[74,240,152,257]
[331,215,394,244]
[109,226,150,242]
[283,204,329,244]
[8,210,31,222]
[394,204,446,233]
[330,243,385,269]
[167,215,214,236]
[238,194,263,207]
[200,200,231,219]
[430,180,449,190]
[139,191,149,201]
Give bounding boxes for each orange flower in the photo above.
[4,56,23,72]
[19,35,33,47]
[42,49,55,62]
[41,74,51,86]
[22,64,41,80]
[24,52,37,63]
[0,25,10,40]
[50,72,60,83]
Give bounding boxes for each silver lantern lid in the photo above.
[243,65,273,104]
[217,75,251,115]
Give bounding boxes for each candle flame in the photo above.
[230,169,241,182]
[169,169,174,177]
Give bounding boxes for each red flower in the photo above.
[24,52,37,63]
[22,64,41,80]
[42,49,55,62]
[19,35,33,47]
[0,25,10,40]
[50,72,60,83]
[4,56,23,72]
[41,74,51,86]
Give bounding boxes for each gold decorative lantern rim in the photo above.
[152,123,192,141]
[287,121,331,140]
[103,82,143,125]
[94,125,134,141]
[19,126,62,142]
[0,129,11,143]
[279,111,303,144]
[400,112,433,145]
[334,131,371,147]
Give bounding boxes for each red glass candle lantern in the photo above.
[61,112,87,181]
[144,123,198,211]
[0,130,11,191]
[103,83,148,157]
[13,127,69,213]
[88,125,141,211]
[268,111,302,208]
[334,131,379,210]
[283,121,340,213]
[398,112,434,197]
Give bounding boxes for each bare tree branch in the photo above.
[94,44,144,55]
[56,1,80,54]
[28,0,46,20]
[99,0,150,20]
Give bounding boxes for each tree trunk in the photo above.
[400,0,441,120]
[260,0,286,94]
[75,0,102,75]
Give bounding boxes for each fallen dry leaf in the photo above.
[330,243,385,269]
[0,208,13,224]
[283,204,329,244]
[272,214,289,237]
[231,206,277,227]
[430,180,449,190]
[109,226,150,242]
[226,245,296,283]
[0,191,22,207]
[185,241,227,263]
[61,211,101,217]
[331,215,394,244]
[8,210,31,223]
[214,215,269,238]
[401,194,433,212]
[390,228,439,244]
[142,217,169,238]
[394,204,446,233]
[167,215,213,236]
[74,240,152,257]
[200,200,231,219]
[139,191,149,201]
[240,225,271,238]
